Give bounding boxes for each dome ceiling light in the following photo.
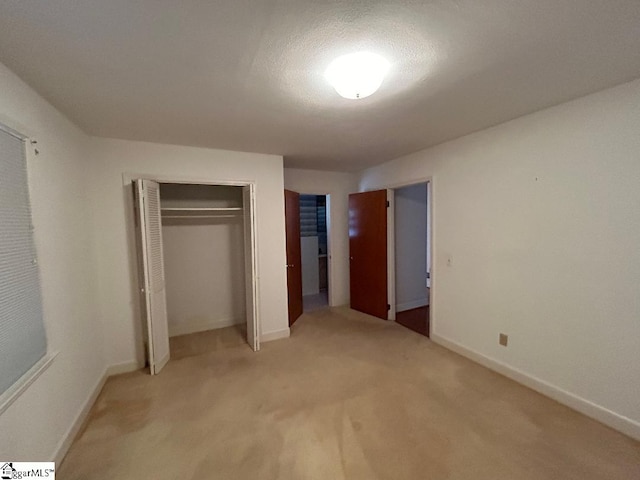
[324,52,390,100]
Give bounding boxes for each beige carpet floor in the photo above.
[60,307,640,479]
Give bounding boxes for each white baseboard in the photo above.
[53,359,142,464]
[396,298,429,312]
[431,333,640,441]
[106,360,141,376]
[52,368,108,464]
[261,328,290,342]
[168,316,244,337]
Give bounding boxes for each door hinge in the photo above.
[387,304,391,311]
[386,201,390,207]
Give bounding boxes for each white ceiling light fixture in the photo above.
[325,52,390,100]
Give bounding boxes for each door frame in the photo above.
[294,192,334,308]
[363,176,433,336]
[386,189,395,321]
[123,172,261,364]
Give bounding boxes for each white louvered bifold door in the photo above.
[0,128,47,394]
[135,179,170,374]
[243,185,259,351]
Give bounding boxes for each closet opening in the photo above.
[133,179,258,375]
[299,194,329,312]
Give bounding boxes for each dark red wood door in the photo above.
[284,190,303,326]
[349,190,388,319]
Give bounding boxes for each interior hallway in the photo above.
[303,290,329,312]
[60,308,640,480]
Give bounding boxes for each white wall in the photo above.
[162,218,246,336]
[301,236,320,296]
[0,62,105,459]
[90,138,289,368]
[360,79,640,439]
[395,183,429,311]
[283,168,358,306]
[0,59,290,458]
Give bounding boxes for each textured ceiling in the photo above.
[1,1,640,171]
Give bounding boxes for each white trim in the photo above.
[168,317,244,337]
[52,367,108,464]
[0,122,28,141]
[325,195,332,307]
[431,333,640,441]
[386,189,395,320]
[0,352,57,416]
[106,361,141,377]
[261,328,290,342]
[52,360,141,464]
[0,115,36,141]
[363,175,434,192]
[396,298,428,312]
[427,180,433,337]
[122,172,256,188]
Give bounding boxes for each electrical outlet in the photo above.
[499,333,508,347]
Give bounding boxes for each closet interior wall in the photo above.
[394,183,429,312]
[159,184,246,337]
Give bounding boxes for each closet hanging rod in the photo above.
[162,215,242,219]
[161,207,243,212]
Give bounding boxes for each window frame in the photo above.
[0,122,56,415]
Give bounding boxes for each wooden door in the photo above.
[284,190,303,326]
[242,185,259,351]
[349,190,388,319]
[134,179,170,374]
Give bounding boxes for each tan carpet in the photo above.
[169,324,246,360]
[60,307,640,479]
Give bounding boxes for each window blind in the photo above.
[0,126,47,395]
[299,195,318,237]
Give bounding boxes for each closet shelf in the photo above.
[161,207,243,218]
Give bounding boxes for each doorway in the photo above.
[284,190,332,325]
[393,182,430,337]
[347,181,432,336]
[300,195,329,312]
